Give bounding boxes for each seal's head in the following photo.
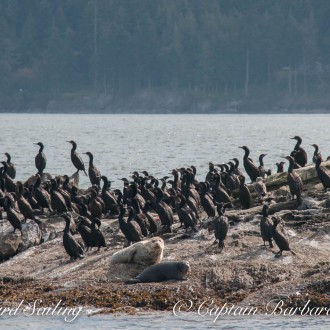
[178,261,190,275]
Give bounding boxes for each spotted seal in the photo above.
[111,237,164,266]
[125,261,190,284]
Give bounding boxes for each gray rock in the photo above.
[0,220,42,259]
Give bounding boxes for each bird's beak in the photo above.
[238,146,243,149]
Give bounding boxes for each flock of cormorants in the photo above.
[0,136,330,261]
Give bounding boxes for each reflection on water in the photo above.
[1,113,330,189]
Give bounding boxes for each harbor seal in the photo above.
[111,237,164,266]
[125,261,190,284]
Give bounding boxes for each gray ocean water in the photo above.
[1,114,330,189]
[1,113,330,329]
[0,312,329,330]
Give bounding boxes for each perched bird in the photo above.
[67,140,87,175]
[205,162,217,185]
[34,142,46,175]
[311,144,323,164]
[62,214,84,261]
[213,203,231,250]
[77,217,92,251]
[4,196,23,235]
[271,216,296,257]
[285,156,303,205]
[276,162,285,173]
[315,155,330,190]
[33,174,53,213]
[239,175,252,209]
[174,194,197,232]
[16,181,40,224]
[90,218,106,251]
[50,179,68,213]
[198,182,216,218]
[142,200,159,234]
[290,136,307,167]
[254,177,267,200]
[238,146,260,182]
[4,153,16,179]
[84,151,101,187]
[259,204,273,248]
[154,187,174,231]
[258,154,271,178]
[126,206,144,244]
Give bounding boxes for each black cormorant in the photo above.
[50,179,68,213]
[1,161,16,192]
[238,146,260,182]
[285,156,303,205]
[214,203,231,250]
[4,153,16,179]
[239,175,252,209]
[100,176,119,215]
[230,158,244,176]
[311,144,323,164]
[126,206,143,244]
[90,217,106,251]
[315,155,330,190]
[84,151,101,187]
[67,140,87,175]
[276,162,285,173]
[62,214,84,261]
[260,204,273,248]
[142,200,159,234]
[290,136,307,167]
[154,187,174,231]
[4,196,23,235]
[198,182,216,217]
[175,194,197,232]
[33,174,53,213]
[258,154,271,178]
[77,217,92,251]
[34,142,46,175]
[271,216,296,257]
[16,181,40,224]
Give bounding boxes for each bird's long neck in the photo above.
[102,178,108,193]
[6,154,11,163]
[88,154,94,167]
[262,207,268,218]
[294,139,301,150]
[259,156,265,167]
[287,159,294,173]
[64,219,70,233]
[243,149,250,160]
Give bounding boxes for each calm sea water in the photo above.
[1,114,330,189]
[0,313,329,330]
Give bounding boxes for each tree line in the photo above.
[1,0,329,110]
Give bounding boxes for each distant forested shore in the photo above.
[1,0,330,112]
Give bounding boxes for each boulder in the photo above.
[0,220,42,260]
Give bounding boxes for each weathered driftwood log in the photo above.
[232,161,330,196]
[226,199,299,221]
[263,161,330,190]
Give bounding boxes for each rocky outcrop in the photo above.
[0,220,42,260]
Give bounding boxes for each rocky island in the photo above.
[0,161,329,316]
